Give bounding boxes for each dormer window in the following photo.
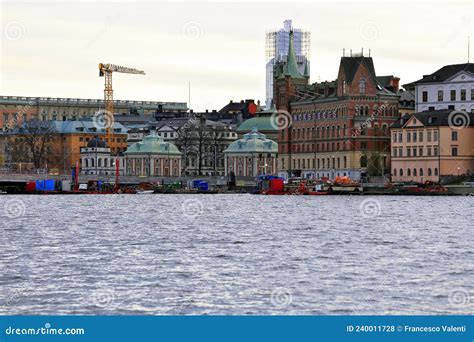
[359,79,366,94]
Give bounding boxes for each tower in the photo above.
[265,20,311,108]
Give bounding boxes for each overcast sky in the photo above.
[1,1,473,111]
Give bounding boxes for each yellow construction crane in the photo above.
[98,63,145,152]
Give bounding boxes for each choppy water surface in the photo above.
[0,194,472,315]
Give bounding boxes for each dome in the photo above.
[87,137,107,148]
[224,128,278,154]
[124,134,181,155]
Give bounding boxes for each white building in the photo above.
[409,63,474,112]
[80,138,125,175]
[265,20,311,108]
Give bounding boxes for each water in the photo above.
[0,194,472,315]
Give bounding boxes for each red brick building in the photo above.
[274,34,400,180]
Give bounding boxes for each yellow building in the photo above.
[391,110,474,182]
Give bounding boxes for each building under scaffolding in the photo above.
[265,20,311,108]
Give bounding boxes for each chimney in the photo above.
[390,77,400,92]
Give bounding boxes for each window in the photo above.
[393,169,397,176]
[407,168,411,176]
[452,131,458,141]
[434,168,439,176]
[359,79,366,94]
[428,168,432,176]
[427,131,432,142]
[437,90,443,101]
[419,147,423,156]
[393,148,397,157]
[471,88,474,100]
[434,131,438,142]
[413,168,417,176]
[420,168,424,176]
[434,147,438,156]
[461,89,466,101]
[399,147,403,156]
[452,147,458,156]
[413,148,417,157]
[422,91,428,102]
[413,132,417,142]
[398,132,403,142]
[419,132,423,142]
[406,147,411,157]
[450,89,456,101]
[427,147,432,156]
[407,132,411,142]
[400,168,404,176]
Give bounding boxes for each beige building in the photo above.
[0,95,187,129]
[391,110,474,183]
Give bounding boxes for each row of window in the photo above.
[392,146,439,157]
[280,156,350,170]
[292,104,398,121]
[290,124,389,140]
[394,168,438,177]
[422,88,474,102]
[392,130,439,143]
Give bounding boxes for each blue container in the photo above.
[192,179,204,188]
[44,179,55,191]
[35,180,45,191]
[197,182,208,191]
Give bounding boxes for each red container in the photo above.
[269,178,284,192]
[25,181,36,193]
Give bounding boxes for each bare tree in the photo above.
[10,120,55,170]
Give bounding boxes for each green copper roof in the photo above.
[281,30,305,79]
[125,134,181,155]
[224,128,278,154]
[237,115,278,133]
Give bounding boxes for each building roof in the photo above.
[224,128,277,154]
[340,56,376,84]
[11,120,127,134]
[391,109,474,128]
[406,63,474,86]
[236,116,278,133]
[125,134,181,155]
[281,30,305,79]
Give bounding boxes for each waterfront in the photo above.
[0,194,472,315]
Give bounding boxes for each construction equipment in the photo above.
[98,63,145,152]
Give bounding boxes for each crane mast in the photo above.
[98,63,145,153]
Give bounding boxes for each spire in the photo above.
[303,60,310,78]
[282,30,304,79]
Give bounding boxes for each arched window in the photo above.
[393,168,397,176]
[359,79,366,94]
[400,168,403,176]
[407,168,411,176]
[343,156,347,168]
[434,168,439,176]
[428,168,432,176]
[413,168,417,176]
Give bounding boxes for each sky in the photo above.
[1,1,473,111]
